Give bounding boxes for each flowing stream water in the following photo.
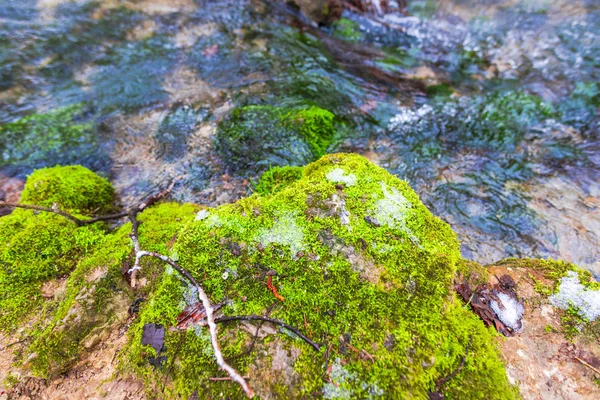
[0,0,598,275]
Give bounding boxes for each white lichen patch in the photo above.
[195,209,210,221]
[323,358,383,399]
[205,213,223,228]
[326,168,357,186]
[256,212,305,255]
[490,291,524,332]
[370,182,420,246]
[549,271,600,321]
[323,359,355,400]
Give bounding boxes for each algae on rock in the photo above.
[1,154,521,398]
[215,105,335,173]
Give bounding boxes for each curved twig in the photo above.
[215,315,321,352]
[136,251,254,398]
[0,201,90,225]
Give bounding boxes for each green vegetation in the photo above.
[495,258,599,292]
[126,153,516,398]
[427,83,454,98]
[215,105,335,173]
[0,165,113,331]
[332,18,363,42]
[20,165,115,214]
[253,165,305,196]
[494,258,600,342]
[0,104,98,168]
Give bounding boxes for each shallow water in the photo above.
[0,0,598,275]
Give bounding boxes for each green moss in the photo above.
[15,202,199,378]
[427,84,454,98]
[253,165,305,196]
[495,258,599,292]
[332,18,363,42]
[125,153,515,398]
[215,105,335,173]
[456,258,489,288]
[0,165,115,331]
[25,227,132,377]
[20,165,115,214]
[0,104,98,168]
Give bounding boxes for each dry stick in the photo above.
[215,315,322,352]
[209,376,250,382]
[0,200,131,225]
[574,357,600,376]
[0,201,96,225]
[124,184,253,397]
[137,251,254,398]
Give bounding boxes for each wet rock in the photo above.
[292,0,343,25]
[127,153,514,398]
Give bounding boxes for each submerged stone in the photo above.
[215,105,335,174]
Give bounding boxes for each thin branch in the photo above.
[215,315,322,352]
[208,376,250,382]
[137,251,254,398]
[0,201,88,225]
[574,357,600,376]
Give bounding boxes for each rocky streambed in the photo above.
[0,0,599,399]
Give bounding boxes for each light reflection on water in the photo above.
[0,0,598,274]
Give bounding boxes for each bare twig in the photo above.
[215,315,322,352]
[574,357,600,376]
[133,251,254,398]
[0,201,97,226]
[3,181,257,396]
[208,376,250,382]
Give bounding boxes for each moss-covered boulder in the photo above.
[215,105,335,173]
[0,165,114,331]
[128,153,516,398]
[20,165,115,214]
[20,202,200,378]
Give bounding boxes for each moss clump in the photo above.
[127,153,515,398]
[456,258,490,288]
[215,105,335,173]
[253,165,305,196]
[0,104,100,169]
[0,165,116,331]
[20,165,115,214]
[24,227,132,377]
[427,83,454,98]
[332,18,363,42]
[13,202,199,378]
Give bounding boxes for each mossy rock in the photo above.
[128,153,516,399]
[20,165,115,214]
[215,105,335,174]
[6,202,199,378]
[0,165,115,331]
[492,258,600,341]
[0,104,102,170]
[253,165,305,196]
